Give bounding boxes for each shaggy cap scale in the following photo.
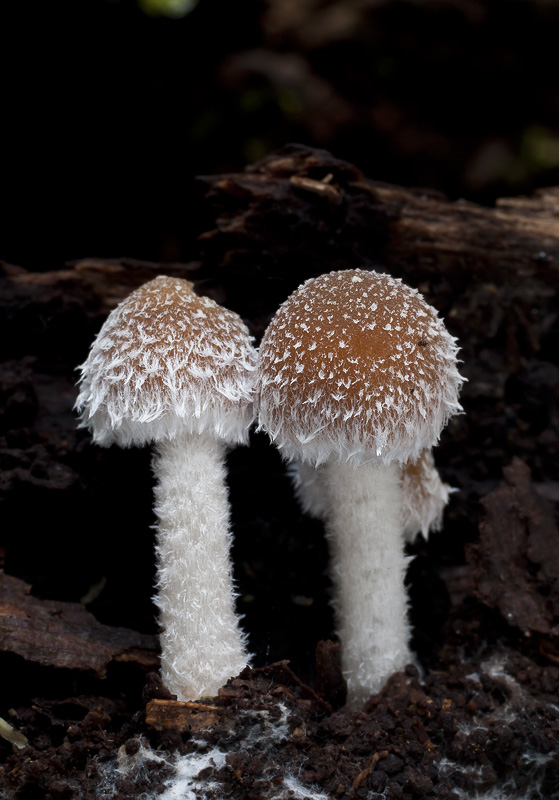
[76,276,257,447]
[401,450,452,542]
[257,269,463,467]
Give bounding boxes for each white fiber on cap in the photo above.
[76,276,257,447]
[401,450,453,542]
[258,269,463,467]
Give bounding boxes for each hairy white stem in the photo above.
[152,431,249,700]
[323,460,411,708]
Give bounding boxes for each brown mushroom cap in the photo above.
[77,276,257,447]
[257,269,463,467]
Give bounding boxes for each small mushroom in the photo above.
[290,449,452,543]
[287,459,329,521]
[400,449,453,541]
[257,268,463,707]
[76,275,257,700]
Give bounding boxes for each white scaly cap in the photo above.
[258,268,463,468]
[76,275,257,448]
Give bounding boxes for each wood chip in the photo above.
[145,699,221,732]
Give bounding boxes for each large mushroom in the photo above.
[76,275,257,700]
[257,268,463,707]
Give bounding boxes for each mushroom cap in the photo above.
[76,276,257,447]
[257,268,463,467]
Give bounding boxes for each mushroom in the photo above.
[257,268,463,707]
[76,275,257,700]
[290,449,452,543]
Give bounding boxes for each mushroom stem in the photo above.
[323,460,411,708]
[152,430,249,700]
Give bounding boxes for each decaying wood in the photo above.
[0,258,196,321]
[0,571,158,677]
[2,145,557,344]
[198,144,559,293]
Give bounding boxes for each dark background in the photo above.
[3,0,559,271]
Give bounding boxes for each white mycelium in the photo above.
[76,275,256,700]
[257,268,463,707]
